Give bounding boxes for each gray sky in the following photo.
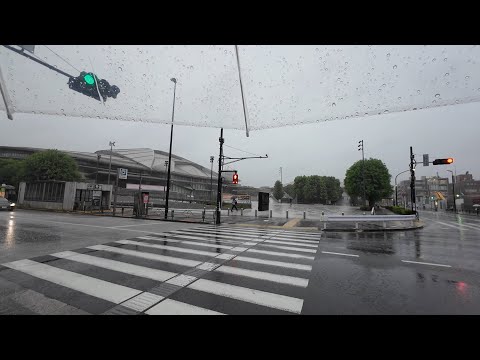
[1,45,479,187]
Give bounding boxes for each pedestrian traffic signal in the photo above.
[233,172,238,184]
[432,158,454,165]
[68,71,120,102]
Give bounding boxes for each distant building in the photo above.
[398,176,449,210]
[449,172,480,211]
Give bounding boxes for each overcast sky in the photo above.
[1,45,479,187]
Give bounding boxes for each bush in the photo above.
[385,206,415,215]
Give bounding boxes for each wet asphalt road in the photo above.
[1,209,480,314]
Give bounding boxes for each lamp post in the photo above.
[395,169,411,207]
[447,170,456,213]
[164,77,177,220]
[210,156,214,203]
[107,141,115,185]
[358,140,366,207]
[95,154,101,184]
[164,160,169,201]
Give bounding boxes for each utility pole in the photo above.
[447,170,456,213]
[358,140,366,207]
[410,146,416,213]
[95,154,101,184]
[164,78,177,220]
[107,141,115,185]
[164,160,168,201]
[210,156,214,203]
[279,167,283,184]
[216,128,224,225]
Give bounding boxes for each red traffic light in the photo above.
[433,158,454,165]
[233,172,239,184]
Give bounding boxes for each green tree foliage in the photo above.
[0,159,26,187]
[273,180,284,200]
[344,158,393,207]
[23,150,82,182]
[283,183,295,198]
[293,175,343,204]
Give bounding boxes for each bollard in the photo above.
[383,221,387,229]
[269,210,272,218]
[255,210,257,217]
[303,211,306,219]
[342,212,344,216]
[171,210,174,220]
[323,222,327,230]
[241,208,244,216]
[228,209,230,216]
[202,209,205,222]
[286,210,289,219]
[355,222,359,230]
[121,207,124,216]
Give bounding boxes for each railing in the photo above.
[324,214,417,230]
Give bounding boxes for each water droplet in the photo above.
[417,90,421,94]
[308,109,311,112]
[432,58,436,62]
[387,53,391,57]
[384,110,389,114]
[393,65,397,69]
[26,88,29,91]
[332,102,336,107]
[444,73,449,77]
[118,67,122,71]
[315,48,319,52]
[444,58,447,62]
[435,94,440,98]
[143,74,146,77]
[382,83,386,87]
[465,76,470,80]
[398,97,402,100]
[455,100,459,104]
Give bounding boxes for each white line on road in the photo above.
[401,260,451,268]
[215,265,309,287]
[146,299,224,315]
[321,251,359,258]
[3,259,142,304]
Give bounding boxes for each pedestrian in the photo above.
[231,197,238,211]
[371,206,375,215]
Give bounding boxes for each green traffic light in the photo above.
[84,73,95,85]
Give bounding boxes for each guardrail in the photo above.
[324,214,417,230]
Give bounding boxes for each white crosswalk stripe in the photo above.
[0,225,322,315]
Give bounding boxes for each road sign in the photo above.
[118,168,128,179]
[143,193,149,204]
[87,184,103,190]
[423,154,429,166]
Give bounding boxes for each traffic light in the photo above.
[232,172,238,184]
[68,71,120,102]
[432,158,454,165]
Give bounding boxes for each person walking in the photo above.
[231,197,238,211]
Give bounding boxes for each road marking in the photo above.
[166,275,197,287]
[3,259,141,304]
[88,244,201,267]
[51,251,177,282]
[432,221,471,231]
[157,233,244,245]
[255,243,317,253]
[264,239,318,248]
[188,278,304,314]
[138,236,234,250]
[116,240,219,257]
[247,248,315,260]
[121,292,164,312]
[232,256,312,271]
[146,299,224,315]
[215,265,309,287]
[111,223,161,228]
[401,260,451,268]
[321,251,359,258]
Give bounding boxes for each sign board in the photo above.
[143,193,149,204]
[258,192,270,211]
[92,190,102,198]
[423,154,429,167]
[87,184,103,190]
[118,168,128,180]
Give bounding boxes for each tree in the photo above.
[273,180,284,200]
[283,183,295,198]
[24,150,82,182]
[344,158,393,207]
[0,159,26,188]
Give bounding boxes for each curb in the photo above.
[322,221,424,232]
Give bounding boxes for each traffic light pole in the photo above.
[410,146,416,213]
[215,128,224,225]
[164,79,177,220]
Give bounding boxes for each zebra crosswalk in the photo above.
[0,225,322,315]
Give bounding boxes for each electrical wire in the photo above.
[43,45,81,73]
[223,144,261,157]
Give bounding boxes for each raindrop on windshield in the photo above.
[393,65,397,69]
[332,102,336,107]
[435,94,440,98]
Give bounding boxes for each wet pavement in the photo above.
[1,209,480,314]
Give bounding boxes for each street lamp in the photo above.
[358,140,366,207]
[395,169,411,207]
[107,141,115,185]
[95,154,101,184]
[447,170,456,213]
[210,156,214,203]
[164,160,169,201]
[164,77,177,220]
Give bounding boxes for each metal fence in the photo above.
[24,182,65,203]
